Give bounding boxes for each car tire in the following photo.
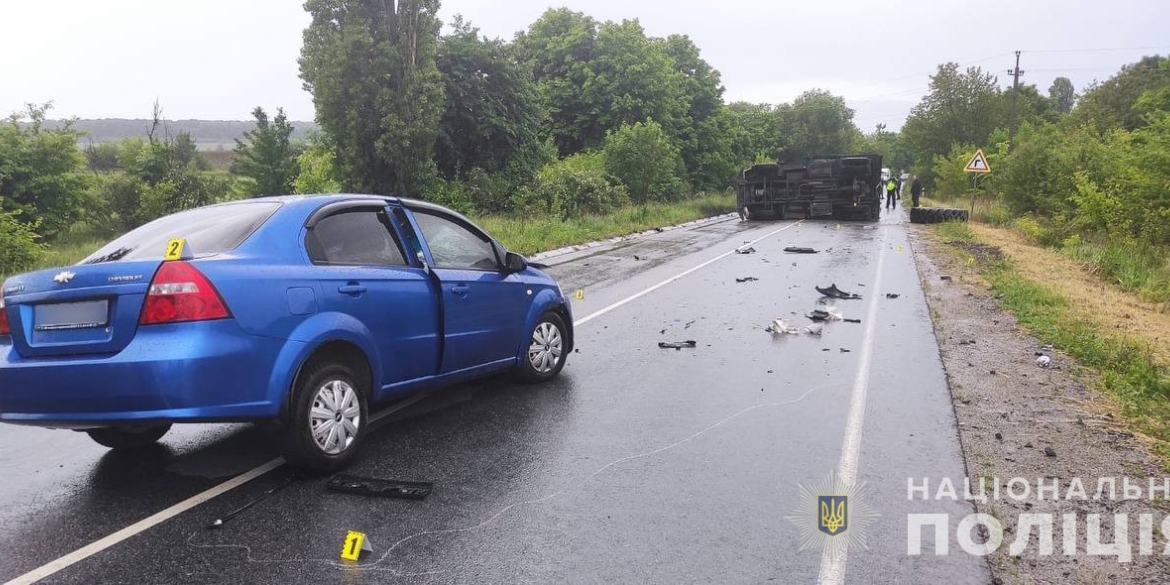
[281,361,368,474]
[516,312,569,383]
[87,424,172,450]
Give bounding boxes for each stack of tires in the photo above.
[910,207,969,224]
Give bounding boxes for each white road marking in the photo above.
[6,391,431,585]
[817,228,889,585]
[5,458,283,585]
[574,220,802,326]
[9,220,800,584]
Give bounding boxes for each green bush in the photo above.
[538,157,629,218]
[603,120,687,203]
[0,211,46,276]
[0,105,91,239]
[91,173,147,233]
[425,176,476,215]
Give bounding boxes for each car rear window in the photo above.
[80,201,282,264]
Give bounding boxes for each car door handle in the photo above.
[338,283,367,295]
[450,284,470,298]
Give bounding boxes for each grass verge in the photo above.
[924,194,1170,307]
[932,220,1170,462]
[476,192,735,256]
[3,192,737,280]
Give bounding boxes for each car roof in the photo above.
[241,194,490,236]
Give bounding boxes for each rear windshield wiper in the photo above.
[82,246,134,264]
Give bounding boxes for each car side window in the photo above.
[305,209,407,267]
[411,210,499,270]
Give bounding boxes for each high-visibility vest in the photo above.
[886,179,896,191]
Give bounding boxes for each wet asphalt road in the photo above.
[0,209,990,584]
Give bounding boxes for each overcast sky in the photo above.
[3,0,1168,130]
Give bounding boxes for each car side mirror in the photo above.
[504,251,528,273]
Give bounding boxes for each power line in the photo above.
[1020,45,1170,54]
[1026,67,1121,73]
[824,52,1016,95]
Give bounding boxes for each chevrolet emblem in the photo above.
[53,271,76,284]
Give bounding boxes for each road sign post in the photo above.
[964,149,991,217]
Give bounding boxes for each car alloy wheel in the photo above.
[528,321,563,374]
[282,361,368,473]
[309,379,361,455]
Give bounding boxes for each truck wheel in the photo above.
[87,424,171,450]
[740,206,755,221]
[282,361,368,473]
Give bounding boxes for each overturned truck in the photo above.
[736,155,883,221]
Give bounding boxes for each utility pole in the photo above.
[1007,50,1024,153]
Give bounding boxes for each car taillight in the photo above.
[139,261,230,325]
[0,289,9,336]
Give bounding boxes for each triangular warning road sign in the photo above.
[965,149,991,173]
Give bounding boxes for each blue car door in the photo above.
[403,206,527,375]
[305,204,441,393]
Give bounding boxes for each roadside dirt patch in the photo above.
[969,223,1170,368]
[949,240,1005,262]
[909,224,1170,584]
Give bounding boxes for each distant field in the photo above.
[40,118,317,146]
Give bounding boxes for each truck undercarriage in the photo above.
[736,155,883,221]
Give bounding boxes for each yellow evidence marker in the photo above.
[340,530,373,561]
[574,289,584,300]
[164,238,189,261]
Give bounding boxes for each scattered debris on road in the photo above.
[209,474,299,528]
[840,348,851,353]
[816,284,862,299]
[684,320,696,329]
[1036,355,1051,368]
[735,276,759,283]
[783,246,818,254]
[658,340,698,350]
[633,255,645,261]
[886,293,900,299]
[766,318,799,335]
[1043,447,1057,458]
[806,309,843,322]
[735,246,756,254]
[843,318,861,324]
[940,275,952,281]
[805,323,824,336]
[326,473,433,500]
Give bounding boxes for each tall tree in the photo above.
[299,0,444,196]
[901,63,1003,170]
[1011,84,1059,127]
[661,34,736,190]
[435,17,547,181]
[514,8,599,155]
[233,106,300,196]
[1048,77,1076,114]
[777,89,860,161]
[0,103,90,239]
[1073,55,1170,131]
[516,11,690,157]
[586,20,687,149]
[725,101,782,163]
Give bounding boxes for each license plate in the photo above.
[34,300,109,331]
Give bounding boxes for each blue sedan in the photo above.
[0,195,573,472]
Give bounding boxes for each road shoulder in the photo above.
[908,223,1170,584]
